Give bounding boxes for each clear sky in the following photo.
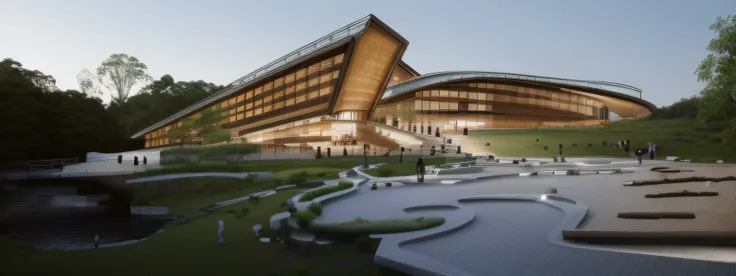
[1,0,734,107]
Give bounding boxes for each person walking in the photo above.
[217,220,225,245]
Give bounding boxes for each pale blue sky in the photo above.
[1,0,733,106]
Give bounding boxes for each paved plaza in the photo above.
[311,158,736,275]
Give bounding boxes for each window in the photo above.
[319,86,331,96]
[254,86,262,96]
[320,73,331,83]
[263,104,272,113]
[296,95,306,103]
[274,77,284,88]
[468,92,477,100]
[332,70,340,79]
[439,90,449,97]
[264,81,273,91]
[459,91,467,98]
[254,98,262,108]
[477,93,486,101]
[285,73,295,84]
[308,63,319,75]
[449,102,458,110]
[423,90,430,97]
[264,95,273,104]
[431,90,439,97]
[320,58,332,70]
[228,98,236,106]
[296,81,306,91]
[236,113,244,121]
[246,102,253,109]
[440,102,448,110]
[274,90,284,99]
[220,101,228,108]
[274,100,284,110]
[229,109,236,115]
[237,105,244,112]
[255,108,262,116]
[246,110,253,118]
[285,98,295,106]
[296,69,306,80]
[430,101,439,110]
[285,85,295,94]
[449,91,458,98]
[309,77,319,87]
[229,116,236,123]
[469,83,477,88]
[335,53,344,64]
[236,94,244,103]
[246,90,253,99]
[308,91,318,100]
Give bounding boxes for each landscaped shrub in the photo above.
[298,181,353,202]
[307,216,445,236]
[374,166,395,177]
[287,171,309,184]
[161,143,260,159]
[291,210,319,227]
[307,202,323,216]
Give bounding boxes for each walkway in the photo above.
[313,159,736,275]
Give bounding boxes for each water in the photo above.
[1,185,172,250]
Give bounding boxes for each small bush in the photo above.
[298,182,353,202]
[374,166,395,177]
[287,171,309,184]
[291,210,319,227]
[315,172,327,177]
[307,202,323,216]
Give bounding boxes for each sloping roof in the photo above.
[132,14,408,139]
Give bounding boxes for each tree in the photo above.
[167,117,196,147]
[77,69,101,97]
[0,58,130,162]
[194,107,231,144]
[695,15,736,123]
[96,53,152,105]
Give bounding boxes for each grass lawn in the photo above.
[0,190,405,276]
[465,118,736,163]
[362,156,466,177]
[309,217,445,236]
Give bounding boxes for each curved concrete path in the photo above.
[125,172,272,184]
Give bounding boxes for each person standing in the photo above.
[218,220,225,245]
[94,234,99,248]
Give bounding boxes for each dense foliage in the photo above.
[299,181,354,202]
[0,54,225,163]
[649,15,736,144]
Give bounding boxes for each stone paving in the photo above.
[313,158,736,275]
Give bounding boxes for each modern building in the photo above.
[131,14,655,150]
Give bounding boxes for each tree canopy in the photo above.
[695,15,736,123]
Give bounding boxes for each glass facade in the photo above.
[372,81,609,134]
[143,53,345,148]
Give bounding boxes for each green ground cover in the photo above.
[299,181,354,202]
[465,119,736,162]
[0,190,404,276]
[308,217,445,236]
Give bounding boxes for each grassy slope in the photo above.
[0,190,404,276]
[466,119,736,162]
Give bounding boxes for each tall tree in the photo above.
[695,15,736,123]
[96,53,152,104]
[77,69,101,97]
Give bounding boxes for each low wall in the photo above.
[130,206,170,216]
